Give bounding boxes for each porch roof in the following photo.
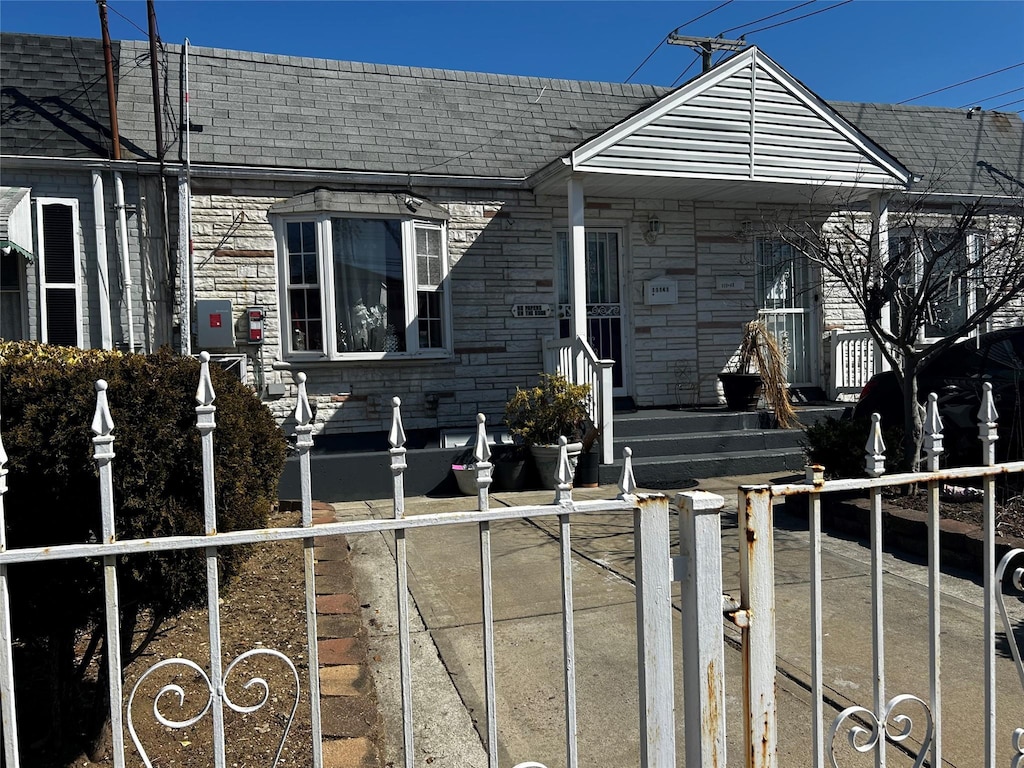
[0,186,32,259]
[531,47,913,204]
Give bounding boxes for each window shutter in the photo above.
[39,201,81,346]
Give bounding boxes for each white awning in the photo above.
[0,187,33,259]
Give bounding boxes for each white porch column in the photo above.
[567,177,587,342]
[869,192,891,373]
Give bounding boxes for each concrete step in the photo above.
[279,404,846,502]
[614,428,803,460]
[600,447,808,489]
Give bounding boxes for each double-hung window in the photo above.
[278,213,450,359]
[888,229,982,339]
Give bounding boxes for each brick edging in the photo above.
[789,493,1024,577]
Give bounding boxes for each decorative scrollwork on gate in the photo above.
[828,693,932,768]
[997,548,1024,768]
[126,649,299,768]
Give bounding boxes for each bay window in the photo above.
[278,213,450,359]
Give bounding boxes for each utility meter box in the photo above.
[196,299,236,348]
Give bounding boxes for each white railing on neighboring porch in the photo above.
[543,335,615,465]
[829,329,887,400]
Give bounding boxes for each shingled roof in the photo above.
[830,101,1024,198]
[113,38,668,178]
[2,31,1021,198]
[0,33,119,158]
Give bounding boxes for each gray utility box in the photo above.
[195,299,236,349]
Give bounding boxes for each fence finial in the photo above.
[865,413,886,477]
[979,381,999,465]
[554,436,573,503]
[474,413,492,464]
[196,351,216,407]
[0,430,8,499]
[294,373,313,427]
[389,396,406,449]
[923,392,943,469]
[618,446,637,497]
[91,379,115,437]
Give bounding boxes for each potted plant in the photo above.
[450,445,481,495]
[504,373,591,489]
[573,422,602,488]
[718,320,798,428]
[492,443,530,491]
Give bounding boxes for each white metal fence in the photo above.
[1,354,1021,767]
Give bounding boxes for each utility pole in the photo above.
[96,0,120,159]
[667,34,748,73]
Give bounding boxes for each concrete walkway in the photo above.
[326,475,1023,767]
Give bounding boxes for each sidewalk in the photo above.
[311,475,1022,766]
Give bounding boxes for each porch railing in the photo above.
[543,335,615,464]
[829,329,887,399]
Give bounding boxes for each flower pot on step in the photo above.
[718,372,763,411]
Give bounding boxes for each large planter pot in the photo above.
[573,450,600,488]
[493,457,529,491]
[718,372,763,411]
[529,442,583,490]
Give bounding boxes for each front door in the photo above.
[755,238,815,386]
[556,230,627,394]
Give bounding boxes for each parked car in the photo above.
[852,327,1024,465]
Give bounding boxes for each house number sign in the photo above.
[511,304,553,318]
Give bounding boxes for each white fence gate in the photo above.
[1,354,1021,766]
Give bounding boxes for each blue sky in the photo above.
[2,1,1022,111]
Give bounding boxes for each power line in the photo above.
[668,0,851,87]
[717,0,818,36]
[625,0,735,82]
[991,97,1024,111]
[741,0,854,37]
[957,85,1024,109]
[105,0,149,37]
[670,55,702,88]
[897,61,1024,105]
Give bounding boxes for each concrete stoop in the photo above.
[311,501,385,767]
[281,404,848,502]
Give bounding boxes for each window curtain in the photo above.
[332,218,405,352]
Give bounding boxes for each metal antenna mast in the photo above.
[667,35,748,72]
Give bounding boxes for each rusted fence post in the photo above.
[740,485,777,768]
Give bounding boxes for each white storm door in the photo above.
[557,229,627,395]
[755,238,815,386]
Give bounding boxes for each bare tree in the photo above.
[773,189,1024,468]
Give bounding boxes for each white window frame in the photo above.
[275,213,452,361]
[35,197,83,347]
[0,249,29,341]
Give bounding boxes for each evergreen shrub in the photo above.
[803,414,908,479]
[0,341,287,754]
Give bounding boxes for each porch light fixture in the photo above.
[644,215,662,244]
